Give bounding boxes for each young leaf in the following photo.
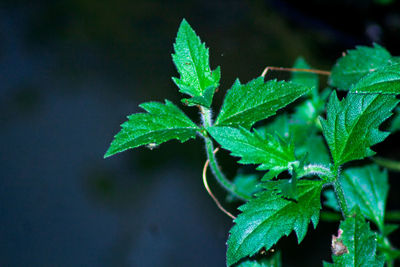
[324,208,384,267]
[320,91,399,166]
[172,19,220,107]
[329,44,392,90]
[227,180,323,266]
[236,251,282,267]
[104,100,199,157]
[207,126,296,178]
[291,57,319,96]
[214,77,311,129]
[350,63,400,94]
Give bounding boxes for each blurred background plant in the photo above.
[1,0,399,266]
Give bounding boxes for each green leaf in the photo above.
[227,180,323,266]
[226,173,262,202]
[329,44,392,90]
[172,19,220,107]
[350,63,400,94]
[207,126,296,177]
[104,100,199,157]
[389,107,400,132]
[323,165,389,231]
[215,77,311,129]
[291,57,319,97]
[324,208,384,267]
[320,91,398,166]
[236,252,282,267]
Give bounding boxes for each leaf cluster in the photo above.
[105,20,400,266]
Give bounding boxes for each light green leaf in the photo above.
[236,251,282,267]
[226,173,262,202]
[172,19,220,107]
[215,77,311,129]
[390,107,400,132]
[320,91,398,166]
[291,57,319,97]
[351,63,400,94]
[329,44,392,90]
[104,100,199,157]
[324,208,384,267]
[227,180,323,266]
[207,126,296,177]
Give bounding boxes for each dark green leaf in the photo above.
[293,133,331,166]
[323,189,340,212]
[172,19,220,107]
[104,100,199,157]
[227,180,323,266]
[329,44,391,90]
[215,77,311,129]
[320,91,398,166]
[341,165,389,231]
[226,173,262,202]
[323,165,389,231]
[350,63,400,94]
[236,251,282,267]
[324,208,384,267]
[207,126,297,178]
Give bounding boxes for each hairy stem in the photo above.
[332,166,351,218]
[200,106,251,201]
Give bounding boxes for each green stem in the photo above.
[332,166,351,218]
[321,210,400,222]
[385,210,400,221]
[373,157,400,172]
[200,106,251,201]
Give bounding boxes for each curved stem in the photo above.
[202,149,237,220]
[204,137,251,201]
[199,106,251,201]
[373,157,400,172]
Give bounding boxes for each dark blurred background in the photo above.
[1,0,400,266]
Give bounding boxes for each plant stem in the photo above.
[332,166,351,218]
[373,157,400,172]
[385,210,400,221]
[321,211,400,222]
[200,106,251,201]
